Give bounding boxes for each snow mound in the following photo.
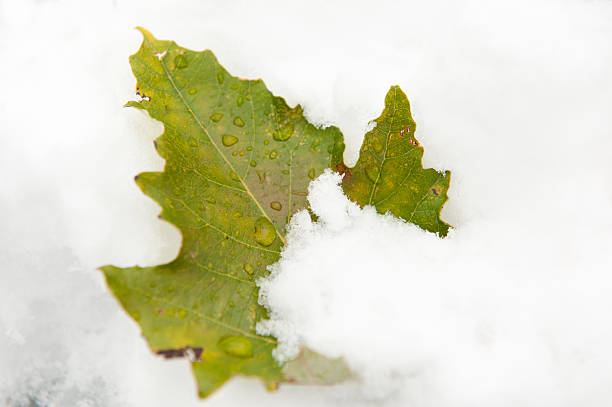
[258,170,612,405]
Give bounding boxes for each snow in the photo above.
[258,170,612,405]
[1,0,611,406]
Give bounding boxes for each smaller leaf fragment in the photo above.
[341,86,451,236]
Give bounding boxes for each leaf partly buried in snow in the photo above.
[101,27,345,397]
[101,28,451,399]
[340,86,451,236]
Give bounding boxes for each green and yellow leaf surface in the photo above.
[101,28,450,398]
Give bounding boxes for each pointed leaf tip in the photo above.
[135,26,156,42]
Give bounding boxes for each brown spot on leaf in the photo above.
[336,163,353,186]
[156,346,203,362]
[409,138,419,147]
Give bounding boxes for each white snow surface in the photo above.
[1,0,611,406]
[258,170,612,405]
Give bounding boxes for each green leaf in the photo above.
[101,27,346,398]
[340,86,451,236]
[101,28,450,399]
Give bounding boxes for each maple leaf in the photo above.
[101,28,450,398]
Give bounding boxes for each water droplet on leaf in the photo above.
[365,165,379,183]
[233,117,245,127]
[269,150,278,159]
[270,201,282,211]
[373,139,383,153]
[254,217,276,246]
[216,72,224,84]
[210,113,223,123]
[308,168,315,180]
[310,138,321,153]
[217,336,253,358]
[174,54,188,69]
[237,96,244,106]
[243,263,254,275]
[273,123,294,141]
[222,134,238,147]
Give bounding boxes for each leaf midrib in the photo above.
[155,47,287,246]
[368,86,398,205]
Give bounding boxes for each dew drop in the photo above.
[270,201,282,211]
[232,151,238,156]
[210,113,223,123]
[230,171,241,181]
[365,165,379,183]
[250,160,257,167]
[246,146,253,151]
[310,138,321,153]
[256,171,266,183]
[188,88,197,95]
[174,54,188,69]
[264,140,269,145]
[254,217,276,246]
[308,168,315,180]
[216,72,224,84]
[222,134,238,147]
[233,117,245,127]
[237,96,244,106]
[273,123,294,141]
[217,336,253,358]
[269,150,278,159]
[243,263,254,275]
[239,150,245,156]
[373,139,383,153]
